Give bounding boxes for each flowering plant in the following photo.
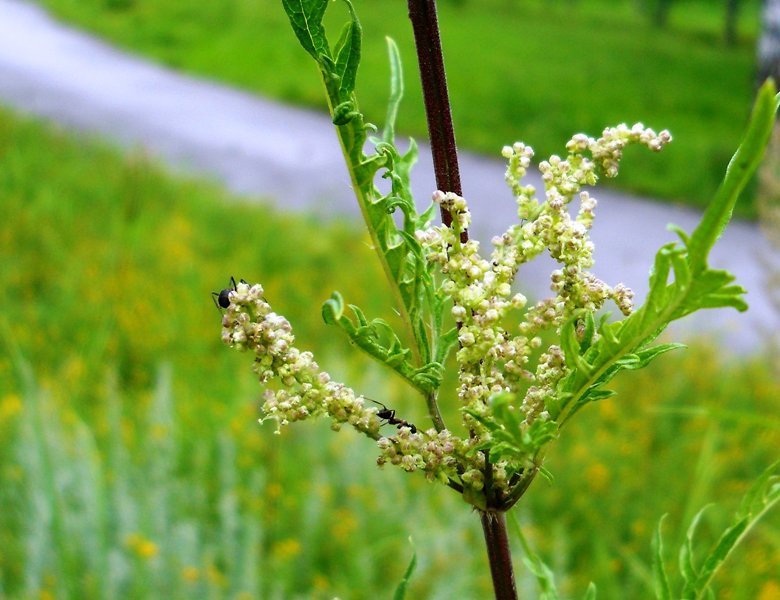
[219,0,780,597]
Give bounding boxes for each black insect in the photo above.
[211,276,245,311]
[369,399,417,434]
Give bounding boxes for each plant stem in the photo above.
[480,510,518,600]
[407,2,517,598]
[406,0,467,241]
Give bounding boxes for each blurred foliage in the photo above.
[36,0,763,216]
[1,107,778,597]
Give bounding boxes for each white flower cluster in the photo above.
[220,281,381,436]
[220,123,671,503]
[569,123,672,178]
[222,281,483,487]
[376,427,474,483]
[410,124,670,471]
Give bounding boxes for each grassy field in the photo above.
[1,107,779,598]
[34,0,764,217]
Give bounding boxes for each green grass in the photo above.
[35,0,763,216]
[1,108,779,598]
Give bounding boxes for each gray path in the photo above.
[1,0,777,352]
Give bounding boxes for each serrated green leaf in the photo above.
[578,312,597,354]
[670,250,691,290]
[323,293,439,394]
[616,353,641,368]
[560,319,581,369]
[282,0,447,411]
[411,362,444,389]
[635,343,685,366]
[647,244,674,303]
[466,395,557,465]
[490,392,522,437]
[281,0,330,60]
[600,319,622,349]
[349,303,369,328]
[572,353,596,379]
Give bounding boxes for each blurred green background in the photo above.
[2,0,780,598]
[37,0,765,216]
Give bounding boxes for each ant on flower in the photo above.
[211,276,247,311]
[368,398,417,434]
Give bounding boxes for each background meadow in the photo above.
[2,0,780,597]
[37,0,764,215]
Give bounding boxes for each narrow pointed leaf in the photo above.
[652,515,672,600]
[384,37,404,144]
[687,81,778,273]
[682,461,780,598]
[679,507,708,591]
[393,542,418,600]
[334,0,362,97]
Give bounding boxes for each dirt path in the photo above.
[1,0,775,352]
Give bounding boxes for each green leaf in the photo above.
[683,518,749,598]
[582,583,598,600]
[652,515,672,600]
[581,388,615,403]
[322,292,441,394]
[679,460,780,599]
[560,319,582,370]
[333,0,362,98]
[281,0,330,61]
[393,540,418,600]
[687,81,778,274]
[286,0,446,409]
[578,312,597,354]
[679,507,707,590]
[509,511,562,600]
[332,100,360,125]
[557,315,683,421]
[383,37,404,144]
[321,289,346,325]
[465,394,557,464]
[434,326,458,365]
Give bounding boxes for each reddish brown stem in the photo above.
[480,510,518,600]
[407,3,517,598]
[407,0,467,242]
